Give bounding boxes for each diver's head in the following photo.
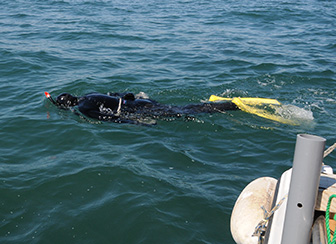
[56,93,78,108]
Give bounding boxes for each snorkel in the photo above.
[44,91,56,105]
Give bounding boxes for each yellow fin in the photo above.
[209,95,296,125]
[209,95,232,102]
[231,97,297,125]
[209,95,281,105]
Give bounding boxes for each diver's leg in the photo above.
[182,102,238,113]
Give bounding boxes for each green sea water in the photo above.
[0,0,335,243]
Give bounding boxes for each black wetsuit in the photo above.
[54,92,238,124]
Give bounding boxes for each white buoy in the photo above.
[231,177,277,244]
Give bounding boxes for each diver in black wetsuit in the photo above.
[46,92,238,124]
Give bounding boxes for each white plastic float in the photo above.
[231,177,277,244]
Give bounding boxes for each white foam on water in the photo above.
[135,92,149,99]
[275,104,314,122]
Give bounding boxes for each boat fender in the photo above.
[230,177,277,244]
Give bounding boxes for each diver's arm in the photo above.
[82,110,118,121]
[79,108,139,124]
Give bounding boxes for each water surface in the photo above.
[0,0,335,243]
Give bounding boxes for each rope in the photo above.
[321,142,336,243]
[252,194,288,244]
[324,143,336,158]
[326,194,336,244]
